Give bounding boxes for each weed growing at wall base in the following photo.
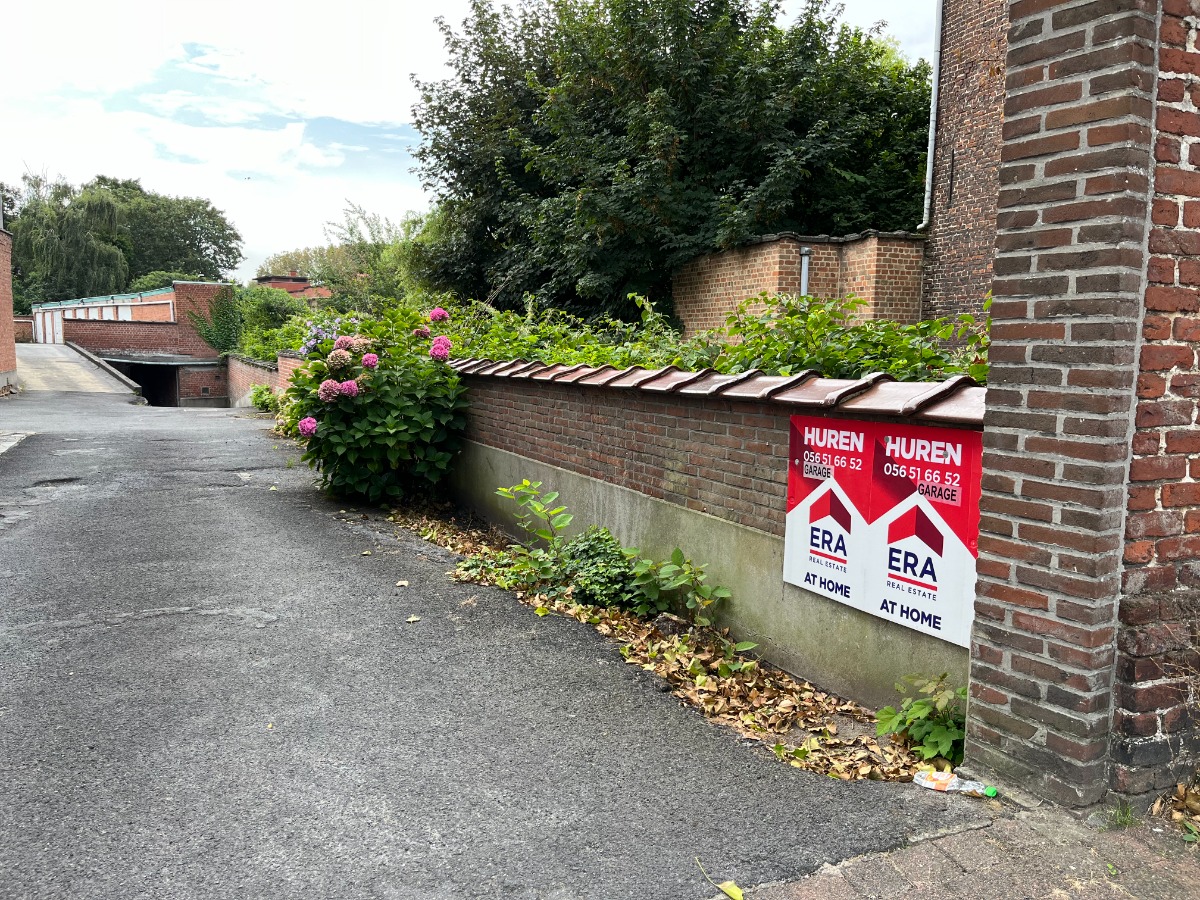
[875,673,968,766]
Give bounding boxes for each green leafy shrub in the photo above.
[712,293,990,382]
[875,673,968,765]
[560,527,640,607]
[283,307,469,502]
[627,548,730,626]
[477,480,731,624]
[248,383,279,413]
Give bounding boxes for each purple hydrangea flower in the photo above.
[318,379,341,403]
[298,417,318,437]
[429,307,450,323]
[333,335,355,351]
[362,353,379,369]
[413,325,431,339]
[429,336,452,362]
[339,379,360,398]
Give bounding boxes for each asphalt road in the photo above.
[0,391,986,900]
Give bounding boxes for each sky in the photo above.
[2,1,937,283]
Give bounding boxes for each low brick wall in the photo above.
[63,320,217,359]
[14,318,33,343]
[228,355,280,407]
[450,361,983,708]
[465,378,792,535]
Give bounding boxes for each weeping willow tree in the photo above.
[10,175,130,302]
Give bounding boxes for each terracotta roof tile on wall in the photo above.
[449,358,985,427]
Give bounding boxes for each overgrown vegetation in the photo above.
[246,291,991,382]
[456,480,731,624]
[875,673,969,766]
[411,0,934,315]
[249,383,280,414]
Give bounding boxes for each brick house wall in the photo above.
[672,232,925,337]
[921,0,1008,320]
[0,229,16,388]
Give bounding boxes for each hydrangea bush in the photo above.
[283,306,469,502]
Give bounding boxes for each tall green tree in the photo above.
[89,176,244,280]
[411,0,931,314]
[9,174,130,304]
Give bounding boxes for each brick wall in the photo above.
[63,320,217,358]
[671,232,925,337]
[464,378,794,535]
[0,230,15,386]
[277,351,305,386]
[974,0,1167,806]
[841,235,927,322]
[178,364,227,402]
[1112,0,1200,796]
[228,355,280,406]
[922,0,1008,320]
[13,318,33,342]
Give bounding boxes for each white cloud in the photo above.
[3,0,935,282]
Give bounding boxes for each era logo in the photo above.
[811,527,847,557]
[888,548,936,582]
[887,507,944,587]
[808,490,852,560]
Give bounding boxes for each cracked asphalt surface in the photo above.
[0,392,987,899]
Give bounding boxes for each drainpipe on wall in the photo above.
[800,247,812,297]
[917,0,945,232]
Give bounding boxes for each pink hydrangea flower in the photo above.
[429,307,450,323]
[361,352,379,369]
[298,417,318,437]
[339,379,360,398]
[333,335,355,351]
[413,325,431,339]
[318,379,341,403]
[430,336,452,362]
[326,348,352,370]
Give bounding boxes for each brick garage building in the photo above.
[31,281,231,406]
[672,231,925,336]
[0,226,16,391]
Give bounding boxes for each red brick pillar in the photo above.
[0,229,16,388]
[971,0,1165,806]
[1113,0,1200,797]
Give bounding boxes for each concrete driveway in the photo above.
[15,344,134,394]
[0,391,987,900]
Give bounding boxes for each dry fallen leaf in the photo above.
[406,615,421,624]
[396,580,409,588]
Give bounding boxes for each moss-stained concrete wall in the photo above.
[450,440,967,709]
